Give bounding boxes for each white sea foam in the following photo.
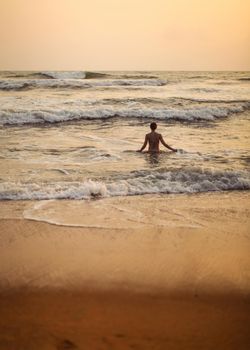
[0,78,167,91]
[50,168,70,175]
[187,87,220,93]
[0,169,249,200]
[0,180,107,200]
[0,103,248,125]
[41,71,86,79]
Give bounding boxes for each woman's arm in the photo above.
[159,134,177,152]
[138,135,148,152]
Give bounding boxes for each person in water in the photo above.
[138,122,177,153]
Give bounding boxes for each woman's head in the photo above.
[150,122,157,131]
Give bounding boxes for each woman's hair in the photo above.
[150,122,157,130]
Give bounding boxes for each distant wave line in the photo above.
[0,78,167,91]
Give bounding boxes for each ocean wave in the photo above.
[178,97,250,104]
[0,71,158,80]
[40,71,110,79]
[0,168,249,200]
[238,77,250,81]
[117,74,158,79]
[0,81,31,91]
[41,71,159,80]
[187,75,210,79]
[40,71,87,79]
[2,95,249,112]
[1,71,109,80]
[0,78,167,91]
[1,103,248,125]
[187,87,220,93]
[97,96,250,106]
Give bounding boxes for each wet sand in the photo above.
[0,192,250,349]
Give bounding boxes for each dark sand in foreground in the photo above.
[0,192,250,349]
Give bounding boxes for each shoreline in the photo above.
[0,191,250,292]
[0,191,250,349]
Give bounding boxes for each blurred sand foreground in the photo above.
[0,192,250,349]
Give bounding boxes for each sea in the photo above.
[0,71,249,200]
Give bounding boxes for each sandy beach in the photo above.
[0,191,250,349]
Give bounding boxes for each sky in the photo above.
[0,0,249,70]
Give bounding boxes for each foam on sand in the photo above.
[0,191,249,291]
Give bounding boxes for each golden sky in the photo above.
[0,0,249,70]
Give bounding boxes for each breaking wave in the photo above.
[0,78,167,91]
[0,71,159,80]
[1,103,248,125]
[40,71,110,79]
[0,168,249,200]
[187,87,220,93]
[40,71,87,79]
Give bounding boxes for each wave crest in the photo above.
[1,103,248,125]
[0,78,167,91]
[40,71,87,79]
[0,168,249,200]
